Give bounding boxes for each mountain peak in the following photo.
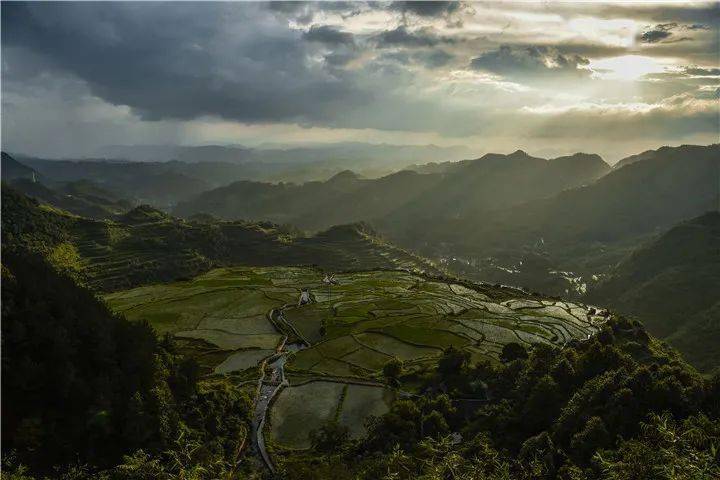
[327,170,361,183]
[316,221,378,241]
[119,205,170,224]
[550,152,608,166]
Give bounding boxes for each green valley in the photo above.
[104,265,609,470]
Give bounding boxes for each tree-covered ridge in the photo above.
[2,153,134,219]
[588,212,720,372]
[1,186,439,292]
[276,316,720,480]
[4,254,718,480]
[1,152,37,182]
[173,150,610,232]
[1,253,254,479]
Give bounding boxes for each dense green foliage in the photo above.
[588,212,720,372]
[276,317,720,479]
[1,253,253,479]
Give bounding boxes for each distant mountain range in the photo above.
[1,151,38,181]
[174,149,611,231]
[5,143,718,373]
[9,143,469,207]
[96,142,470,170]
[394,144,718,252]
[1,186,439,292]
[403,144,718,307]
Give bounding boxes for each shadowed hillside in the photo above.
[385,144,718,294]
[1,187,439,291]
[174,150,610,231]
[6,177,133,219]
[393,144,718,253]
[1,151,38,181]
[588,212,720,372]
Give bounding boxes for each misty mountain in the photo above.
[1,151,38,181]
[174,150,610,231]
[96,142,471,181]
[98,144,254,163]
[6,178,133,219]
[174,168,446,231]
[97,142,470,169]
[612,148,658,170]
[13,142,470,207]
[395,144,718,256]
[386,151,610,223]
[2,153,133,218]
[586,212,720,372]
[15,157,213,207]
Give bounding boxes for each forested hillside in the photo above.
[282,316,719,479]
[1,187,439,292]
[1,253,255,478]
[391,144,718,255]
[388,144,718,297]
[588,212,720,372]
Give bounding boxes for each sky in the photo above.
[2,1,718,163]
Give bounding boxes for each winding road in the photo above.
[250,306,305,474]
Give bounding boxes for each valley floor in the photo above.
[104,266,608,470]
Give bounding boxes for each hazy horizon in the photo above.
[2,1,718,162]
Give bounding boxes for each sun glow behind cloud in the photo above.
[590,55,677,80]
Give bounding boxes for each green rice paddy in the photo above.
[104,266,606,449]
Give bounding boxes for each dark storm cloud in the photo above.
[303,25,355,46]
[375,26,438,47]
[267,1,315,24]
[684,67,720,76]
[2,1,718,158]
[541,3,720,25]
[415,50,454,69]
[623,4,720,24]
[378,49,454,69]
[374,26,456,48]
[324,51,360,67]
[639,23,677,43]
[267,1,364,24]
[1,3,372,125]
[470,45,590,78]
[390,1,461,17]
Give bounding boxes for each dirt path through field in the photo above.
[251,305,307,475]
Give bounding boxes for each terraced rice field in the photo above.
[269,381,394,448]
[105,266,607,450]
